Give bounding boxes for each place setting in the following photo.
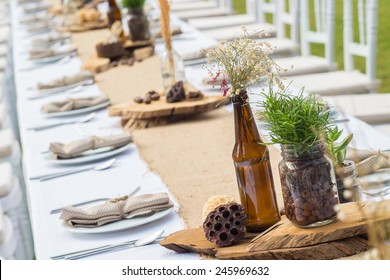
[26,70,95,99]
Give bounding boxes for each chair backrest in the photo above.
[275,0,300,44]
[344,0,377,81]
[300,0,335,63]
[218,0,233,14]
[256,0,277,24]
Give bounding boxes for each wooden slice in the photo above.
[109,95,229,129]
[248,200,390,252]
[160,228,368,260]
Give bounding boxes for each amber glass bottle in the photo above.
[107,0,125,41]
[232,93,281,232]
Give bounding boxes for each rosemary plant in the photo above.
[258,87,331,153]
[122,0,145,8]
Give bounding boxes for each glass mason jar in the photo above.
[279,142,339,228]
[335,160,361,203]
[232,93,281,232]
[127,7,151,41]
[160,48,186,94]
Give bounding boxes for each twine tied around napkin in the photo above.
[346,147,390,176]
[29,45,77,60]
[41,95,109,113]
[60,193,173,228]
[49,133,133,159]
[37,71,94,90]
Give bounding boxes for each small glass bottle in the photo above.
[160,48,186,94]
[107,0,126,42]
[279,142,339,228]
[232,93,281,233]
[62,0,78,28]
[335,160,360,203]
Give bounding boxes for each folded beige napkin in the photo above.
[29,45,77,60]
[31,33,71,47]
[49,133,133,159]
[60,193,173,228]
[27,21,55,33]
[37,71,94,90]
[41,95,109,113]
[346,147,390,176]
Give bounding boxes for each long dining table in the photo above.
[9,0,390,260]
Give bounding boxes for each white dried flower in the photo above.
[337,210,347,221]
[343,177,354,188]
[203,28,284,96]
[343,190,353,199]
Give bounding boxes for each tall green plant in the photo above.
[325,127,353,167]
[121,0,145,8]
[258,86,331,153]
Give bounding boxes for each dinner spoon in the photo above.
[51,230,165,260]
[27,112,95,131]
[30,158,117,181]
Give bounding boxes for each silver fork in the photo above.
[49,186,141,214]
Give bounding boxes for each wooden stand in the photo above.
[160,200,390,259]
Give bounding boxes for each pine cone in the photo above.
[203,203,246,247]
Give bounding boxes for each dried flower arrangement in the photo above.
[203,28,284,96]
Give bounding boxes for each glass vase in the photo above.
[232,93,281,233]
[160,48,186,94]
[127,7,150,41]
[279,142,339,228]
[335,160,360,203]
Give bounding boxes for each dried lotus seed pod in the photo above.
[203,203,245,247]
[201,195,237,221]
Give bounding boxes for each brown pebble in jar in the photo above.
[302,203,315,211]
[311,209,320,216]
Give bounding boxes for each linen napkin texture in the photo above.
[49,133,132,159]
[31,33,71,47]
[29,45,77,60]
[37,71,94,90]
[41,95,109,113]
[60,193,173,228]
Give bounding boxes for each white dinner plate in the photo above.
[62,208,173,234]
[42,100,110,118]
[45,143,133,165]
[27,79,94,100]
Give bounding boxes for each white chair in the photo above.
[171,0,220,12]
[286,0,380,95]
[0,162,33,260]
[260,0,300,57]
[0,26,9,45]
[0,129,23,184]
[274,0,337,76]
[173,0,233,20]
[188,0,259,30]
[201,0,277,41]
[0,204,17,259]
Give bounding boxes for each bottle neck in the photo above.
[108,0,118,8]
[232,92,263,144]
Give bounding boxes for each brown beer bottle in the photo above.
[232,92,281,232]
[107,0,126,41]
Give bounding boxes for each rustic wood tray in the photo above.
[160,200,390,259]
[109,95,228,130]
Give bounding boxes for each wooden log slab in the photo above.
[109,95,228,130]
[160,228,368,260]
[248,200,390,252]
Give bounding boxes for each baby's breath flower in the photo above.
[203,28,283,96]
